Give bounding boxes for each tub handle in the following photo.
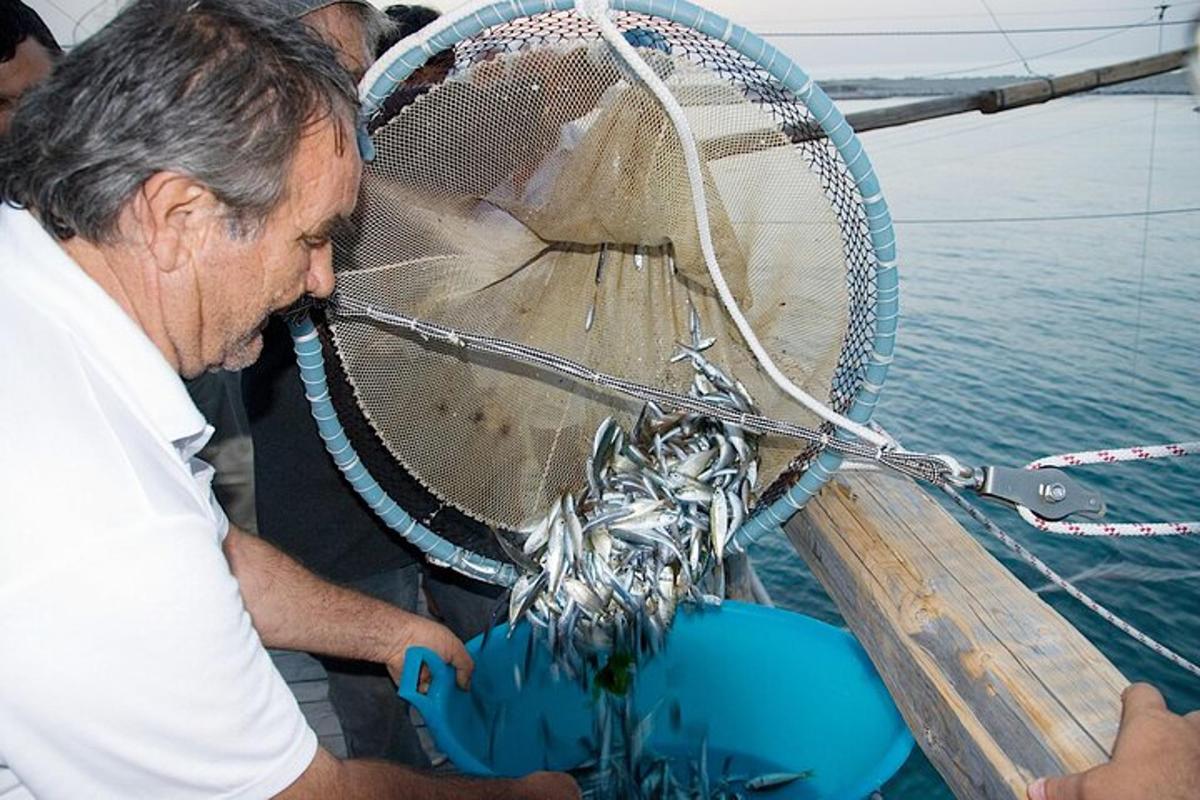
[396,645,453,716]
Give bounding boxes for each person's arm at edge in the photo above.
[222,524,472,687]
[277,749,577,800]
[223,527,580,799]
[1028,683,1200,800]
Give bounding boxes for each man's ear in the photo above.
[127,172,215,274]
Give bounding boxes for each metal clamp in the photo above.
[976,466,1105,521]
[931,453,978,487]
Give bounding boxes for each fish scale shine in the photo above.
[505,333,771,798]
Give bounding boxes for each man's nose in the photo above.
[306,245,336,299]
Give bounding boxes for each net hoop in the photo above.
[294,0,899,582]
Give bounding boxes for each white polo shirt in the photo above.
[0,206,316,798]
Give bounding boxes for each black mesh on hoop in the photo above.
[315,310,511,557]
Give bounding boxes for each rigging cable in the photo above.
[865,423,1200,680]
[760,19,1193,37]
[1131,4,1169,375]
[940,482,1200,679]
[916,13,1159,77]
[977,0,1040,76]
[775,2,1200,24]
[893,206,1200,224]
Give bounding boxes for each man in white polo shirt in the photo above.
[0,0,575,797]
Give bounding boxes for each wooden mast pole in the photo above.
[790,47,1194,139]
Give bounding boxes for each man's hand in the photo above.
[383,613,474,691]
[1028,683,1200,800]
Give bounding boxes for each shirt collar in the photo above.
[1,205,212,455]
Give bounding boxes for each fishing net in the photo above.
[309,1,895,572]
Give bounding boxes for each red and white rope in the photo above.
[1018,441,1200,536]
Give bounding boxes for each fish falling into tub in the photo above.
[492,319,814,798]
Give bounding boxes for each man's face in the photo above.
[0,37,54,136]
[181,117,361,375]
[303,3,372,83]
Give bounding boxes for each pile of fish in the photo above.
[503,335,761,678]
[482,330,819,798]
[488,332,804,798]
[571,693,812,800]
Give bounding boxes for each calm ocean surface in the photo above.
[748,95,1200,798]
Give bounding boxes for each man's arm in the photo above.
[223,528,581,799]
[222,524,471,687]
[277,747,578,799]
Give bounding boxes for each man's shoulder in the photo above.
[0,297,205,561]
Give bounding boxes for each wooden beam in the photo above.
[789,47,1195,140]
[980,48,1194,113]
[783,471,1128,800]
[838,94,982,134]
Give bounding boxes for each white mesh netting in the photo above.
[326,10,878,534]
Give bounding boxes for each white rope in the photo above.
[574,0,892,450]
[1018,441,1200,536]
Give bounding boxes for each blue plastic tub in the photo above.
[398,601,913,799]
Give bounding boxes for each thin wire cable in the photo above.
[1131,5,1169,375]
[894,206,1200,224]
[871,107,1165,183]
[864,420,1200,680]
[760,19,1192,37]
[941,484,1200,679]
[916,13,1159,77]
[762,2,1200,25]
[978,0,1039,75]
[331,295,953,484]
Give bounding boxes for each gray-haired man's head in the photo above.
[0,0,359,243]
[0,0,364,377]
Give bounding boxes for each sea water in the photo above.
[750,95,1200,798]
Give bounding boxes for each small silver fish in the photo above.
[711,488,729,564]
[745,771,812,791]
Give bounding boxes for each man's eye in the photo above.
[303,236,331,249]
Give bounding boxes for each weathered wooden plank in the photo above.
[783,471,1127,800]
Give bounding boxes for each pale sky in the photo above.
[29,0,1197,78]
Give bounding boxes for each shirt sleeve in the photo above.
[0,514,316,799]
